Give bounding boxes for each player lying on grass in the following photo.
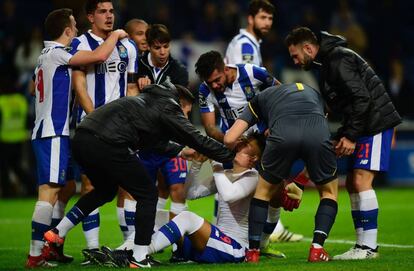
[89,133,294,266]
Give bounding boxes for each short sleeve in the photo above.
[198,83,215,113]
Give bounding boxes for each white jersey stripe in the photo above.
[50,137,60,184]
[371,133,382,170]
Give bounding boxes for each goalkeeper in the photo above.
[224,83,339,263]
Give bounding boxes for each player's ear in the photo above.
[247,15,254,26]
[87,13,94,24]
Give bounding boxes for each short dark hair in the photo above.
[85,0,112,15]
[146,24,171,46]
[44,8,73,40]
[195,51,225,81]
[248,0,275,17]
[285,27,318,47]
[175,84,195,103]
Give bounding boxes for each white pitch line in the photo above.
[302,238,414,249]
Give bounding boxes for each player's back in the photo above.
[32,41,73,139]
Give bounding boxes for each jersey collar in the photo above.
[239,29,261,46]
[87,30,105,42]
[43,41,66,48]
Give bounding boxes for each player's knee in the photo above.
[170,201,187,215]
[349,169,374,191]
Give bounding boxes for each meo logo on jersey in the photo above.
[96,61,127,74]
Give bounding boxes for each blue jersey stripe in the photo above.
[238,34,259,52]
[51,65,70,135]
[236,64,255,100]
[252,65,275,89]
[241,43,254,55]
[128,39,139,73]
[199,83,210,97]
[85,33,106,108]
[69,38,80,55]
[116,41,128,97]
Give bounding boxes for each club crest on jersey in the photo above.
[243,86,254,99]
[118,45,128,58]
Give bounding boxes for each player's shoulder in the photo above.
[198,82,210,96]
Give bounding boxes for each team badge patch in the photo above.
[118,45,128,58]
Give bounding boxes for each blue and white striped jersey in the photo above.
[198,64,275,133]
[32,41,78,139]
[70,30,139,121]
[225,29,262,66]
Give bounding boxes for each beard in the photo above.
[253,25,269,40]
[301,53,314,71]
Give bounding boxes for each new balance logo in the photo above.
[359,159,369,165]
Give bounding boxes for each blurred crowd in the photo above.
[1,0,414,197]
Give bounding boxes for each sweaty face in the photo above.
[89,2,114,34]
[288,44,314,71]
[149,41,170,68]
[129,23,148,52]
[205,69,227,93]
[252,9,273,39]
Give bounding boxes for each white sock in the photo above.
[133,245,149,262]
[124,199,137,241]
[51,200,66,226]
[83,208,100,249]
[350,192,363,246]
[117,207,129,241]
[170,201,187,215]
[261,206,280,247]
[273,217,285,234]
[157,197,167,210]
[30,201,53,256]
[359,190,378,249]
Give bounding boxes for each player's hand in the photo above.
[281,182,303,211]
[138,76,151,90]
[192,152,208,163]
[334,137,356,157]
[113,29,128,39]
[179,148,197,161]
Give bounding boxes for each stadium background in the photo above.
[0,1,414,270]
[1,0,414,196]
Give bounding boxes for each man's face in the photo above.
[88,2,114,33]
[149,41,170,67]
[235,141,258,169]
[288,44,314,70]
[205,68,227,93]
[129,22,148,52]
[251,9,273,39]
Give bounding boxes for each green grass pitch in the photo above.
[1,188,414,270]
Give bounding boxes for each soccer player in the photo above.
[224,83,339,262]
[69,0,139,262]
[135,24,190,240]
[25,8,127,268]
[142,134,269,263]
[195,51,290,253]
[225,0,274,66]
[225,0,304,243]
[196,50,277,142]
[125,19,148,55]
[285,27,402,260]
[44,83,235,268]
